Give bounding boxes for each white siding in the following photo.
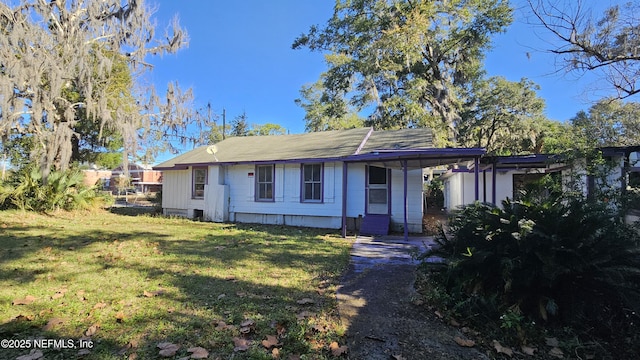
[227,162,345,228]
[161,168,207,217]
[162,161,426,232]
[390,168,424,233]
[345,163,366,218]
[444,169,557,210]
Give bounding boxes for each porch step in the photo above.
[360,214,390,236]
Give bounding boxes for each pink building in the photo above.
[110,164,163,193]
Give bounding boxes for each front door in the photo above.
[367,166,389,215]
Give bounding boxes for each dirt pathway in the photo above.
[336,236,487,360]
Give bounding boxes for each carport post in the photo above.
[341,162,348,238]
[403,160,408,241]
[474,157,480,201]
[492,160,497,205]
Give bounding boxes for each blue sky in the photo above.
[148,0,622,160]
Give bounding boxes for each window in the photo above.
[302,163,323,202]
[256,165,274,201]
[192,167,207,199]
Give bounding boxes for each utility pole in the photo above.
[222,108,226,140]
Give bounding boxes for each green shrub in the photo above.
[0,166,103,212]
[419,194,640,335]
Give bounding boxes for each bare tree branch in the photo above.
[528,0,640,98]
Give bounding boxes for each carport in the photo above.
[341,147,486,240]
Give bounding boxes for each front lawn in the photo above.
[0,210,351,359]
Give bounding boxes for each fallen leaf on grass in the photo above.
[115,311,126,323]
[392,355,406,360]
[521,346,536,356]
[454,336,475,347]
[296,311,315,320]
[157,342,180,357]
[549,347,564,358]
[434,310,443,319]
[329,341,348,356]
[239,318,255,333]
[272,347,281,359]
[492,340,513,357]
[214,320,234,331]
[233,337,251,352]
[42,317,64,331]
[296,298,314,305]
[545,337,559,347]
[76,290,87,301]
[51,289,67,300]
[309,339,324,351]
[262,335,282,349]
[287,355,301,360]
[11,314,34,322]
[312,324,327,333]
[187,346,209,359]
[85,323,100,337]
[117,339,140,356]
[92,302,108,310]
[16,349,44,360]
[12,295,36,305]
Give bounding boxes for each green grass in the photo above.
[0,209,352,359]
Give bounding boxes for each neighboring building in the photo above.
[441,155,563,209]
[442,147,640,211]
[111,164,163,193]
[82,169,113,189]
[154,128,485,237]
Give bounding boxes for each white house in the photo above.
[442,148,640,211]
[154,128,484,238]
[442,155,561,209]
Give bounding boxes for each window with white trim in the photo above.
[302,163,323,202]
[256,164,274,201]
[192,167,207,199]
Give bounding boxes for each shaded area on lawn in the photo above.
[0,210,351,359]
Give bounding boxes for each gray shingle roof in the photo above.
[154,127,435,169]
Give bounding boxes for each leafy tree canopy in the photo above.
[249,123,287,136]
[459,76,547,155]
[571,98,640,148]
[295,79,364,132]
[293,0,513,145]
